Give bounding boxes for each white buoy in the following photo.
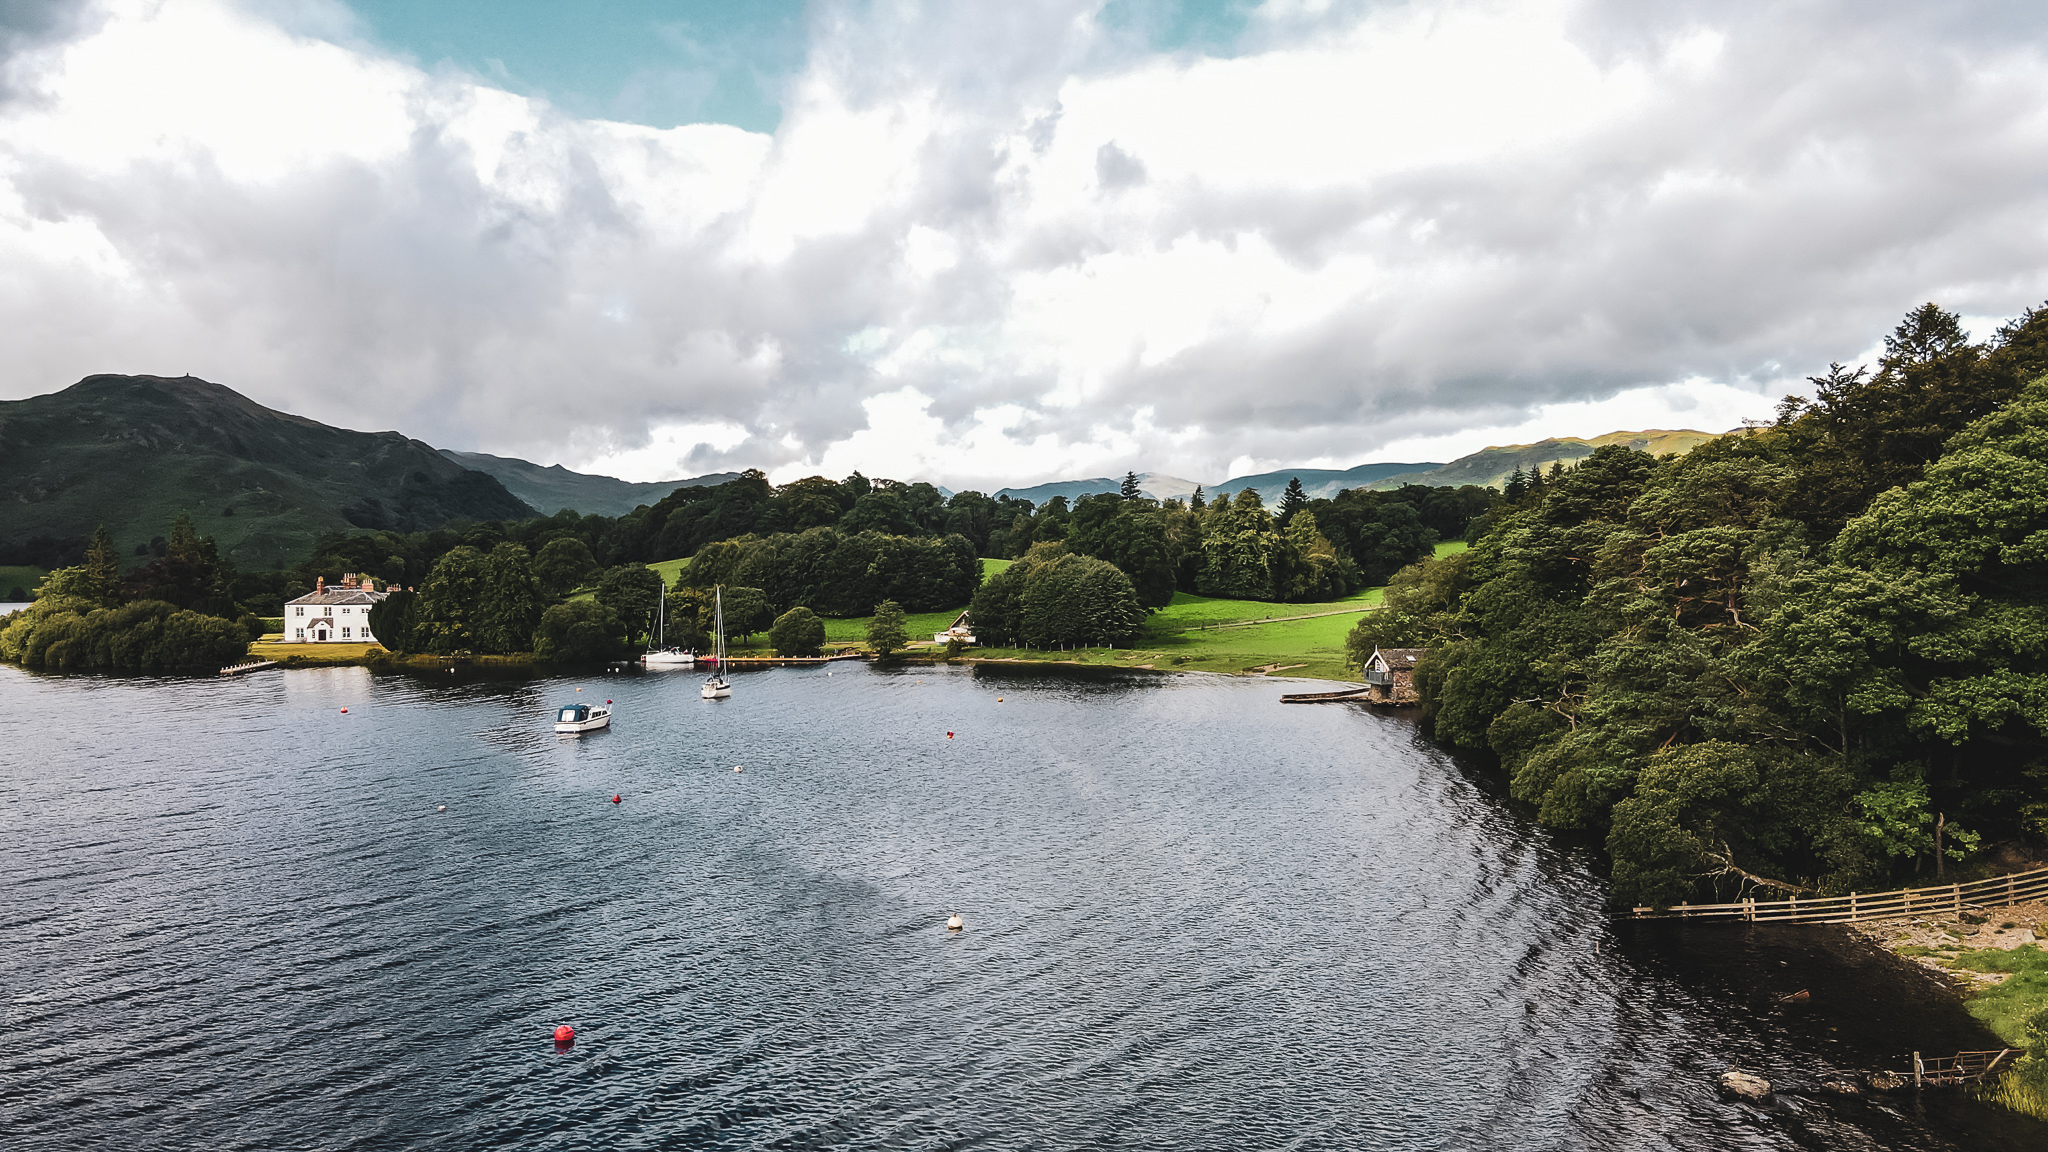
[734,765,743,773]
[436,805,446,812]
[946,913,964,931]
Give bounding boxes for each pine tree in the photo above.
[1190,485,1206,511]
[1120,471,1143,501]
[1277,477,1309,527]
[1504,468,1528,501]
[82,524,122,608]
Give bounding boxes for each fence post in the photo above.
[1953,884,1961,915]
[2010,875,2017,904]
[1914,1052,1924,1090]
[1850,891,1858,920]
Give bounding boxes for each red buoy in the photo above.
[340,708,348,714]
[606,699,612,704]
[554,1024,576,1045]
[611,794,621,804]
[946,731,954,739]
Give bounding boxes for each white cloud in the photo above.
[4,0,2048,490]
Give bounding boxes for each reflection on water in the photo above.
[3,662,2041,1150]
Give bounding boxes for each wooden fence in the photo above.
[1627,865,2048,923]
[1902,1049,2018,1087]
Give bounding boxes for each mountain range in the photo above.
[0,373,1732,571]
[440,450,736,519]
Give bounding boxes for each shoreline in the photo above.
[1843,902,2048,1117]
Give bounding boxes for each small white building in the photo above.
[286,573,389,643]
[932,609,976,645]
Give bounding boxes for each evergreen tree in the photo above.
[1121,471,1143,501]
[81,525,122,608]
[1503,468,1529,501]
[1190,486,1206,511]
[1277,477,1309,527]
[866,599,910,657]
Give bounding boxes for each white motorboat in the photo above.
[701,585,731,700]
[554,702,611,733]
[642,583,695,668]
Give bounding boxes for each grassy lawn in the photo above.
[248,640,386,665]
[626,549,1466,680]
[0,565,46,599]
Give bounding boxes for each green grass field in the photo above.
[629,542,1471,679]
[0,565,47,599]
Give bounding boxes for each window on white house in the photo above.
[343,627,352,639]
[295,628,304,639]
[296,606,305,616]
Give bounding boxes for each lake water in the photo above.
[4,662,2043,1150]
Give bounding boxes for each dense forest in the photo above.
[0,515,260,670]
[4,403,1484,664]
[1350,303,2048,908]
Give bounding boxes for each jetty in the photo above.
[1625,864,2048,923]
[218,660,279,676]
[1280,686,1374,703]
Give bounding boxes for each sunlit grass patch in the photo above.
[1954,944,2048,1046]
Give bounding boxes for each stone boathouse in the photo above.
[1361,647,1426,705]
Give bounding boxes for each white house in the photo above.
[286,573,389,643]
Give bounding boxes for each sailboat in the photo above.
[701,585,732,700]
[643,582,695,668]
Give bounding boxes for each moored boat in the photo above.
[642,583,696,668]
[554,702,611,733]
[702,585,732,700]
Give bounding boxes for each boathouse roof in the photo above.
[1367,648,1426,669]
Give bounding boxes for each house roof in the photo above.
[1368,647,1427,668]
[287,588,387,607]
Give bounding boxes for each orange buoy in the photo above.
[553,1024,576,1045]
[611,794,621,804]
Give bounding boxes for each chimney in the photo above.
[315,575,325,592]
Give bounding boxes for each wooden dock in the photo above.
[1280,686,1374,703]
[1626,864,2048,923]
[218,660,279,676]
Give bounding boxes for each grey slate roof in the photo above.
[287,588,387,607]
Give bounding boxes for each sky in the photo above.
[4,1,2048,489]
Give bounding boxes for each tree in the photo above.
[769,606,826,656]
[534,600,626,663]
[368,589,418,653]
[411,546,487,653]
[532,537,598,600]
[1121,471,1143,501]
[720,586,774,643]
[867,599,910,657]
[1277,477,1309,527]
[80,525,122,608]
[472,543,542,653]
[595,565,665,643]
[1190,485,1206,511]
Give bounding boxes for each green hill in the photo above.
[440,449,735,518]
[0,374,535,569]
[1378,429,1730,490]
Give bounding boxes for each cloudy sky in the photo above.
[4,0,2048,489]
